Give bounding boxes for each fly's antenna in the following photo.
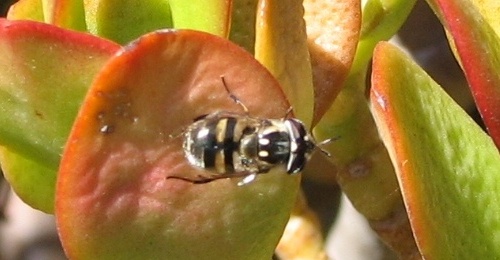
[308,123,339,158]
[315,136,340,157]
[220,76,249,114]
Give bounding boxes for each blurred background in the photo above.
[0,0,476,259]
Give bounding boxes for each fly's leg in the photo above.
[220,76,249,114]
[167,171,257,184]
[283,107,293,120]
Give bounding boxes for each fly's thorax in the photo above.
[237,119,291,173]
[257,119,291,164]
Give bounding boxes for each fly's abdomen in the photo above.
[183,114,250,174]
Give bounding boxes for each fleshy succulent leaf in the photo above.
[0,19,119,212]
[255,0,314,128]
[350,0,416,73]
[466,0,500,37]
[313,0,417,166]
[169,0,232,37]
[310,1,421,256]
[6,0,44,21]
[52,0,87,31]
[229,0,259,53]
[41,0,55,23]
[0,149,56,213]
[371,42,500,259]
[56,29,299,259]
[303,0,361,125]
[83,0,172,44]
[426,0,500,148]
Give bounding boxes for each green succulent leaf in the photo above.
[83,0,172,44]
[6,0,44,21]
[350,0,416,73]
[52,0,87,31]
[467,0,500,37]
[310,1,420,255]
[255,0,314,128]
[229,0,259,53]
[0,19,119,212]
[313,0,417,181]
[426,0,500,148]
[311,0,416,225]
[371,42,500,259]
[169,0,231,37]
[0,149,56,213]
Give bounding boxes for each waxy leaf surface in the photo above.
[0,19,119,212]
[57,30,299,259]
[468,0,500,36]
[6,0,44,21]
[304,0,361,125]
[350,0,416,73]
[255,0,314,128]
[0,149,56,212]
[229,0,259,52]
[428,0,500,148]
[169,0,231,37]
[83,0,172,44]
[311,2,420,256]
[371,42,500,259]
[52,0,87,31]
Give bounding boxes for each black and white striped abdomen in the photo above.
[183,112,259,174]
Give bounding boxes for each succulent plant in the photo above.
[0,0,498,259]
